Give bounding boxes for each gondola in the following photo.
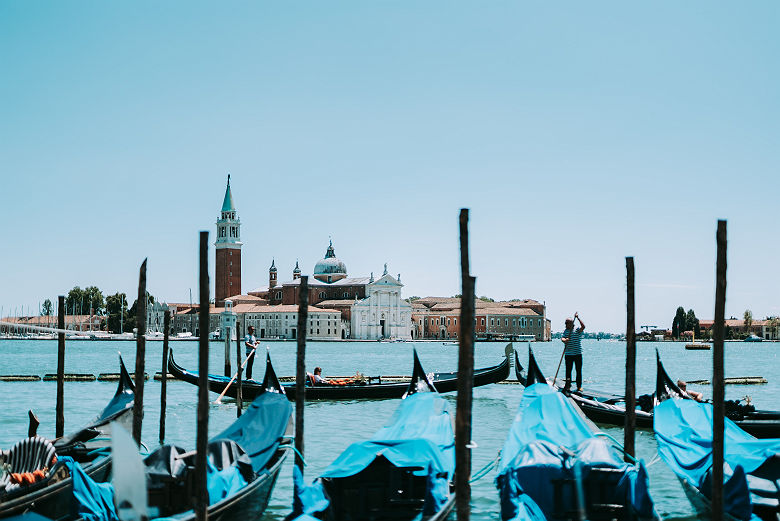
[497,352,658,521]
[654,387,780,520]
[55,351,293,521]
[0,356,135,519]
[288,349,455,521]
[514,349,780,438]
[169,343,512,401]
[140,351,293,521]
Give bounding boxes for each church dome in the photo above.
[313,241,347,281]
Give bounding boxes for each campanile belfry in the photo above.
[215,175,242,306]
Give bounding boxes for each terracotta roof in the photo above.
[316,300,356,307]
[235,304,338,314]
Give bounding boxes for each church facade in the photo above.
[350,268,413,340]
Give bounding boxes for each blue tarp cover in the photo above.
[292,392,454,517]
[58,456,118,521]
[654,398,780,520]
[497,384,654,521]
[213,391,292,473]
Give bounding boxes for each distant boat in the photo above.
[745,334,764,342]
[175,331,193,338]
[685,330,710,350]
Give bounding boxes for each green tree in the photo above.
[478,296,495,302]
[743,309,753,332]
[106,293,129,333]
[41,299,53,316]
[686,309,700,337]
[83,286,105,315]
[672,306,686,338]
[65,286,85,315]
[126,292,155,332]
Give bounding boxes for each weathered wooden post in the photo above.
[235,320,243,417]
[224,325,231,377]
[295,276,309,473]
[456,209,476,521]
[196,232,210,521]
[712,220,727,521]
[159,310,170,445]
[132,259,147,445]
[624,257,636,461]
[56,295,65,438]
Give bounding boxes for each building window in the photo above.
[454,318,457,325]
[317,329,320,334]
[505,319,508,326]
[490,318,494,326]
[538,319,542,327]
[513,319,516,326]
[319,292,326,299]
[481,319,485,325]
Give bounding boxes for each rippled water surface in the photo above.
[0,339,777,519]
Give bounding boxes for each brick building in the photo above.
[410,297,550,341]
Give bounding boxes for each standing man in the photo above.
[561,312,586,392]
[244,325,259,380]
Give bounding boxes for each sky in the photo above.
[1,1,778,332]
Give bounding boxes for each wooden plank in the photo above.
[455,208,475,521]
[196,231,210,521]
[56,295,65,438]
[712,220,727,521]
[624,256,636,461]
[295,276,309,473]
[132,259,147,445]
[160,310,170,445]
[236,320,242,417]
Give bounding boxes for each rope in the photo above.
[469,451,501,483]
[281,436,307,466]
[594,432,637,464]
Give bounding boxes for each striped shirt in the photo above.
[564,328,583,356]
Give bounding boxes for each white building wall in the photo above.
[350,274,412,340]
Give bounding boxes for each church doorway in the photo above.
[380,319,386,338]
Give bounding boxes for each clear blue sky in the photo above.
[1,2,778,332]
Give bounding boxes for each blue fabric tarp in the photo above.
[497,384,654,521]
[212,391,292,473]
[292,392,454,517]
[58,456,118,521]
[654,398,780,520]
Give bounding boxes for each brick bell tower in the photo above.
[215,175,242,307]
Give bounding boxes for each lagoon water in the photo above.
[0,339,777,519]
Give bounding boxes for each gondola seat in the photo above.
[0,437,57,493]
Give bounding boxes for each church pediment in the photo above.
[370,273,403,287]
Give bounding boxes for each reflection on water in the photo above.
[0,339,777,519]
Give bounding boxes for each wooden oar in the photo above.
[214,346,258,404]
[552,312,577,386]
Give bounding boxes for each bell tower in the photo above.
[215,175,242,307]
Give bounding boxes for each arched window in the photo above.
[319,292,326,299]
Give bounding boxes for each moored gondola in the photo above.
[169,344,512,401]
[513,348,780,438]
[288,349,455,521]
[654,387,780,521]
[140,351,293,521]
[497,353,658,521]
[0,356,135,519]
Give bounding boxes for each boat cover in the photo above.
[654,398,780,520]
[497,383,654,521]
[213,391,292,473]
[58,456,117,521]
[292,392,455,517]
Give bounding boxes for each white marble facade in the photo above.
[350,268,413,340]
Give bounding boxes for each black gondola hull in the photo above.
[169,351,510,401]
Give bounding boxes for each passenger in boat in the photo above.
[561,312,586,392]
[308,366,330,385]
[677,379,704,402]
[244,326,259,379]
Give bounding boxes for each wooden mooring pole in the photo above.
[196,232,210,521]
[456,209,476,521]
[159,310,170,445]
[132,259,147,445]
[624,257,636,461]
[56,294,65,438]
[295,276,309,473]
[712,220,727,521]
[235,320,243,417]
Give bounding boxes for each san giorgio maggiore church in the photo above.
[174,177,414,340]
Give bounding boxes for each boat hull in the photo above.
[169,352,510,401]
[170,447,288,521]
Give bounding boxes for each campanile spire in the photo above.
[215,175,242,306]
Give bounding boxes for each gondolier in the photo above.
[244,326,259,379]
[561,313,585,392]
